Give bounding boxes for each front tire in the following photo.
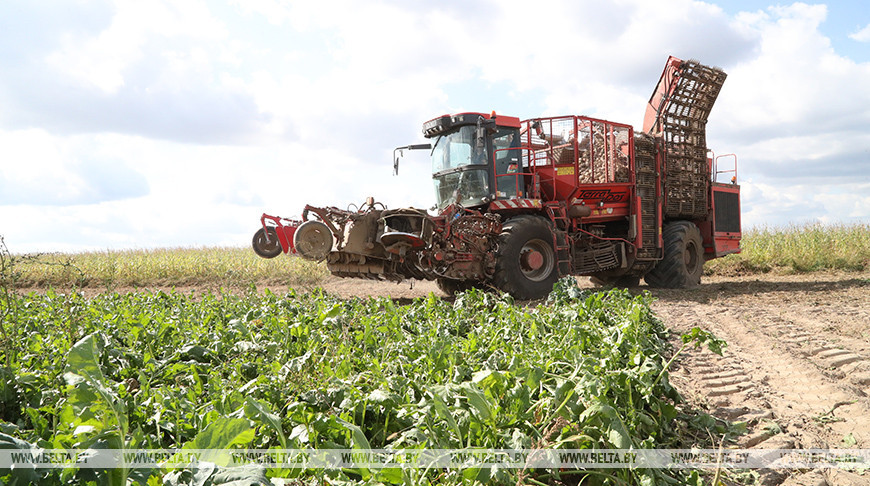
[492,215,558,300]
[252,228,283,258]
[644,221,704,288]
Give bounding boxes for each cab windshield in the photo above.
[430,125,487,172]
[430,125,490,209]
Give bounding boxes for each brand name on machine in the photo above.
[577,190,626,203]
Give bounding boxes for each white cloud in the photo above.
[0,0,264,145]
[705,3,870,230]
[0,130,434,253]
[850,23,870,42]
[738,179,870,229]
[0,129,149,206]
[46,0,226,93]
[720,3,870,132]
[1,0,868,253]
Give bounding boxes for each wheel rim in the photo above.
[685,240,699,273]
[254,230,281,256]
[518,238,555,282]
[256,235,279,253]
[294,221,332,261]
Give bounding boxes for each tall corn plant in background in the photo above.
[0,236,20,368]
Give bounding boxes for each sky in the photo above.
[1,0,869,253]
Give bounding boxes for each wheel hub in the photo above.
[517,238,555,282]
[520,249,544,271]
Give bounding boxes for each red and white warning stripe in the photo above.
[489,199,542,210]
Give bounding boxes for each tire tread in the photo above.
[492,215,558,300]
[644,221,703,288]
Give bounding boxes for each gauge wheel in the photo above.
[252,227,282,258]
[293,220,333,261]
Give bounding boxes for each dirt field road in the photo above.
[321,272,870,485]
[653,273,870,486]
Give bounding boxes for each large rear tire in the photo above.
[644,221,704,288]
[492,215,558,300]
[252,228,282,258]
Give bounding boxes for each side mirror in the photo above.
[393,144,432,175]
[475,117,497,148]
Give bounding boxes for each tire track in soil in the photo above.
[651,274,870,485]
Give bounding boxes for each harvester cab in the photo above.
[416,113,524,209]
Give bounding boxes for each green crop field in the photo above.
[3,223,863,484]
[0,274,729,485]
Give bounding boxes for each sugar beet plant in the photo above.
[0,278,717,485]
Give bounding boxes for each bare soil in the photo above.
[318,271,870,485]
[650,273,870,486]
